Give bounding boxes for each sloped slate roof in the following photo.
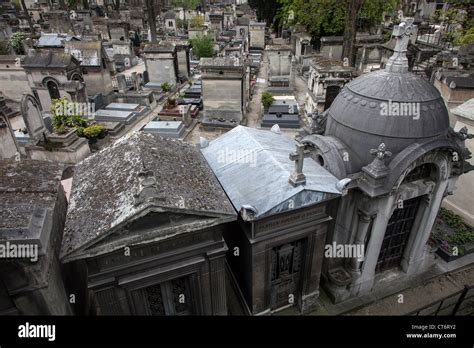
[201,126,341,220]
[61,132,236,258]
[37,33,80,48]
[0,159,64,230]
[23,51,79,69]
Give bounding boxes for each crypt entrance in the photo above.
[270,239,306,310]
[141,275,197,316]
[375,196,424,272]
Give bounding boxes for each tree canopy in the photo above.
[189,35,214,59]
[276,0,397,38]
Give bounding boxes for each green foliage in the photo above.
[11,0,20,10]
[50,97,88,134]
[433,208,474,255]
[189,14,204,29]
[8,32,29,55]
[171,0,200,10]
[430,1,474,45]
[82,124,105,138]
[189,34,214,59]
[275,0,396,39]
[249,0,281,25]
[261,91,275,109]
[161,81,172,92]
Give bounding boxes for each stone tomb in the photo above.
[143,121,186,139]
[202,126,342,314]
[93,109,137,125]
[60,132,237,316]
[21,94,90,164]
[144,43,179,87]
[261,98,300,129]
[201,57,246,128]
[93,102,147,126]
[0,159,72,315]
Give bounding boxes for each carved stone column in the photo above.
[208,249,227,315]
[348,210,373,275]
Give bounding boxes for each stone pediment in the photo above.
[61,209,226,262]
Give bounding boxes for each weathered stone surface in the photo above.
[61,132,236,259]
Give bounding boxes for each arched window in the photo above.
[404,163,437,183]
[46,80,60,100]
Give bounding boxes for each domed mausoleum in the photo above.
[301,18,473,303]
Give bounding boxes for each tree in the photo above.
[341,0,364,66]
[276,0,397,64]
[249,0,282,26]
[145,0,158,42]
[189,13,204,29]
[189,35,214,59]
[20,0,35,35]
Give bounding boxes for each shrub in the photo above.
[261,91,275,109]
[51,97,89,134]
[83,124,105,138]
[162,82,172,93]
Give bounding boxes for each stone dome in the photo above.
[325,69,450,173]
[326,70,449,139]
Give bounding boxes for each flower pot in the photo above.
[88,136,98,145]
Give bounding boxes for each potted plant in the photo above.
[161,81,172,93]
[83,124,105,144]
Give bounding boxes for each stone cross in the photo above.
[289,143,310,186]
[385,18,416,73]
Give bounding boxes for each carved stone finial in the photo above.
[455,126,474,141]
[370,143,392,162]
[385,18,416,73]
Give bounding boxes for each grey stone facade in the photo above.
[0,159,72,315]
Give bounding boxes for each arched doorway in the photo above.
[375,163,438,272]
[46,80,61,100]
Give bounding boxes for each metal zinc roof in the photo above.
[201,126,341,220]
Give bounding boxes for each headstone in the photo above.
[116,74,128,93]
[21,93,48,142]
[143,70,150,84]
[135,73,143,92]
[0,115,20,159]
[131,72,138,90]
[90,93,105,111]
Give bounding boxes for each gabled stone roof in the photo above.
[61,132,236,259]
